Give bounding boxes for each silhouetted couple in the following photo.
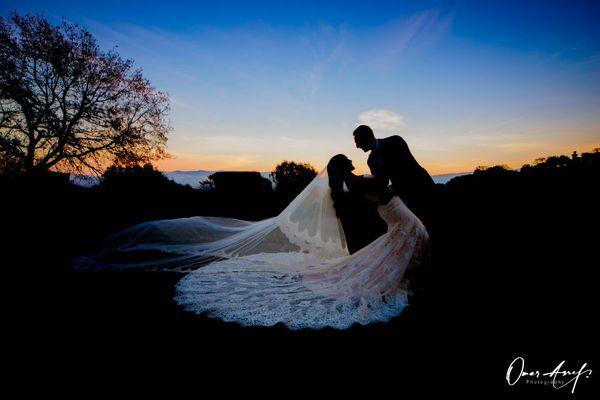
[329,125,436,254]
[81,124,435,329]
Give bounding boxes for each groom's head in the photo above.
[353,125,376,152]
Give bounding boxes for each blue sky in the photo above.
[2,0,599,173]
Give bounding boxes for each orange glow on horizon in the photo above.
[154,144,600,175]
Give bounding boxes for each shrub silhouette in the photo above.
[270,161,317,203]
[473,165,514,176]
[100,164,176,191]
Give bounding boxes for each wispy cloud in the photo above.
[375,9,454,67]
[82,19,208,82]
[302,24,347,96]
[358,109,406,133]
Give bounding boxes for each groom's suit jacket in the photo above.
[367,135,436,222]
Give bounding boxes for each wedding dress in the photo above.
[76,169,429,329]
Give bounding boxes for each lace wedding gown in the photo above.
[77,169,429,329]
[175,195,428,329]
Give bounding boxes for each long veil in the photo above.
[75,168,348,271]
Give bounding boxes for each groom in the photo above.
[353,125,437,229]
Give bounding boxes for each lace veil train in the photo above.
[75,168,348,271]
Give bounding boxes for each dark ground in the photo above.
[3,160,597,397]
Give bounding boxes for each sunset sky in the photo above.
[2,0,599,174]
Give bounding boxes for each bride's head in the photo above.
[327,154,354,194]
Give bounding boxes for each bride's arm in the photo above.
[345,174,389,203]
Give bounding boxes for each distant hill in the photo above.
[70,170,470,188]
[69,174,101,187]
[162,170,221,187]
[431,172,471,184]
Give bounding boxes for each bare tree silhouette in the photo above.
[0,13,171,175]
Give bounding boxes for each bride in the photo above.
[77,154,430,329]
